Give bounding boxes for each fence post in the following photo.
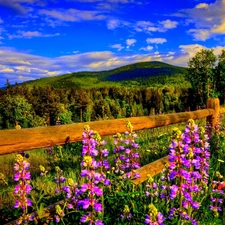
[206,98,220,128]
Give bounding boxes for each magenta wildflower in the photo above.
[113,121,140,179]
[78,125,110,224]
[210,172,224,217]
[166,119,210,224]
[13,154,33,224]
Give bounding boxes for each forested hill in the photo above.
[24,61,188,89]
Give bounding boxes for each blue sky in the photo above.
[0,0,225,87]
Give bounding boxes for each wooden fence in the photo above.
[0,98,224,184]
[1,98,225,224]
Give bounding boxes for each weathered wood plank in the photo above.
[219,106,225,114]
[132,156,169,185]
[0,109,215,155]
[207,98,220,127]
[4,200,64,225]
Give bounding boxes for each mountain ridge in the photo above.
[5,61,189,89]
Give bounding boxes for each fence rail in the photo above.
[0,108,216,155]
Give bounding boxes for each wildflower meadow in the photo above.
[1,117,225,225]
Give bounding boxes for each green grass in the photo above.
[0,117,206,209]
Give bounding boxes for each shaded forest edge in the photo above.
[0,83,200,129]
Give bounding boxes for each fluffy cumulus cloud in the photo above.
[164,44,225,66]
[107,19,122,29]
[177,0,225,40]
[146,38,167,44]
[8,30,60,39]
[159,19,178,29]
[126,38,136,48]
[139,45,153,51]
[110,44,124,51]
[39,8,106,22]
[110,18,179,34]
[188,29,210,41]
[212,18,225,34]
[195,3,209,9]
[0,0,41,15]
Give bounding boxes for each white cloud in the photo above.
[134,20,155,32]
[165,44,206,66]
[146,38,167,44]
[126,38,136,48]
[15,66,31,73]
[195,3,209,9]
[159,19,178,29]
[110,44,124,51]
[178,0,225,40]
[0,68,14,73]
[147,27,158,32]
[188,29,210,41]
[107,19,121,29]
[140,45,153,51]
[134,19,178,33]
[8,31,60,39]
[212,19,225,34]
[39,8,106,22]
[0,0,35,15]
[75,0,143,3]
[107,18,179,34]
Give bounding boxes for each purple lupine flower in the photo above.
[168,208,177,219]
[79,126,109,224]
[183,191,192,202]
[95,219,104,225]
[210,172,224,216]
[80,214,89,223]
[104,179,110,186]
[113,121,140,180]
[101,149,109,157]
[94,203,102,212]
[157,212,166,224]
[14,171,31,181]
[92,186,103,196]
[210,205,222,211]
[78,199,91,210]
[54,215,60,223]
[169,185,179,200]
[191,201,200,209]
[13,154,32,221]
[166,120,210,224]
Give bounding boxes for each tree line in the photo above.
[0,82,193,129]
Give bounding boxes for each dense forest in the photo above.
[0,82,193,129]
[1,48,225,130]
